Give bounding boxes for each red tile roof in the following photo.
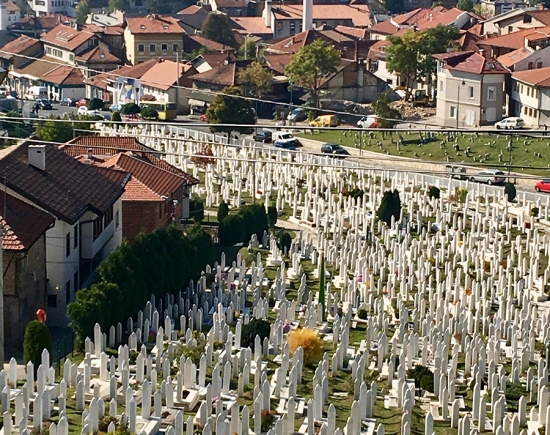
[215,0,247,8]
[86,59,163,90]
[41,65,85,86]
[481,28,542,50]
[271,4,372,27]
[60,136,155,157]
[497,46,533,68]
[178,5,206,14]
[7,1,20,12]
[189,62,237,86]
[513,65,550,87]
[75,46,122,64]
[264,53,292,75]
[140,60,192,90]
[41,24,96,51]
[230,16,273,35]
[525,9,550,26]
[126,15,185,35]
[0,141,124,224]
[416,8,465,30]
[433,51,509,74]
[0,193,54,251]
[334,25,369,40]
[183,34,230,52]
[13,55,58,78]
[0,35,41,60]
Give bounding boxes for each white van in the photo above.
[25,86,48,100]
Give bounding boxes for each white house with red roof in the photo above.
[511,66,550,127]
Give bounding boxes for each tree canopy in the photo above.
[386,25,460,97]
[371,94,401,128]
[205,86,255,137]
[201,12,238,49]
[108,0,129,12]
[36,115,94,143]
[87,98,104,110]
[237,61,273,98]
[385,0,404,14]
[457,0,474,11]
[120,103,141,115]
[75,0,90,25]
[140,106,159,119]
[284,39,341,108]
[238,39,257,60]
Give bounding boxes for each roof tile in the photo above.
[126,15,185,34]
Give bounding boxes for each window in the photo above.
[47,295,57,308]
[450,105,456,118]
[290,22,295,33]
[69,54,74,62]
[138,44,144,52]
[150,44,156,52]
[468,86,474,99]
[74,225,78,249]
[93,217,103,241]
[528,62,533,70]
[103,205,113,228]
[172,44,179,52]
[508,26,513,33]
[277,21,283,31]
[161,44,168,52]
[439,80,443,92]
[65,280,71,305]
[523,14,532,23]
[65,232,70,258]
[46,47,52,55]
[115,210,119,229]
[487,86,496,101]
[53,49,62,58]
[538,62,543,69]
[35,0,45,5]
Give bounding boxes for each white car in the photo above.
[77,106,100,117]
[494,117,525,129]
[357,116,378,129]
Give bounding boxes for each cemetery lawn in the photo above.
[297,130,550,177]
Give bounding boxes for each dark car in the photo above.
[60,97,76,107]
[253,130,272,143]
[35,99,52,110]
[287,108,308,122]
[274,140,296,150]
[321,143,349,155]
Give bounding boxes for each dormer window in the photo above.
[163,25,168,29]
[140,24,145,29]
[99,53,104,59]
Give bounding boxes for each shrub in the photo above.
[189,196,204,222]
[24,320,52,372]
[531,207,539,217]
[357,308,368,320]
[288,328,322,365]
[87,98,104,111]
[456,188,468,204]
[140,106,159,120]
[506,382,527,401]
[428,186,440,199]
[99,416,118,432]
[219,214,244,246]
[267,202,277,228]
[180,331,207,365]
[260,410,275,432]
[217,201,229,222]
[240,318,271,348]
[407,365,434,393]
[377,189,401,226]
[120,103,141,115]
[504,183,516,202]
[278,231,292,253]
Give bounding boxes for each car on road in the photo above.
[310,114,339,128]
[199,114,208,122]
[75,98,89,107]
[77,106,101,117]
[274,139,296,150]
[469,169,506,185]
[60,97,76,107]
[321,143,349,156]
[357,116,378,129]
[253,130,272,143]
[109,103,122,112]
[446,164,467,180]
[535,179,550,192]
[35,99,52,110]
[287,108,307,122]
[494,117,525,130]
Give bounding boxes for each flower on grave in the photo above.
[283,321,290,334]
[464,288,472,296]
[301,305,307,313]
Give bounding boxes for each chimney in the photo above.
[87,148,93,159]
[302,0,312,31]
[263,0,271,28]
[539,3,545,10]
[28,145,46,171]
[479,48,485,57]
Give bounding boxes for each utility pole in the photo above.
[175,51,180,116]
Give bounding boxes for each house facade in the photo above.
[510,66,550,127]
[434,51,509,127]
[0,141,125,326]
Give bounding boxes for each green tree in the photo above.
[240,318,271,348]
[278,230,292,253]
[87,98,104,110]
[237,61,273,98]
[75,0,91,25]
[121,103,141,115]
[23,320,52,371]
[504,182,517,202]
[205,86,255,138]
[391,189,401,222]
[190,195,205,222]
[140,106,159,120]
[284,39,341,108]
[267,201,277,228]
[457,0,474,11]
[371,94,400,128]
[238,39,256,60]
[201,12,237,49]
[36,115,93,143]
[109,0,129,11]
[385,0,404,14]
[219,214,244,246]
[217,201,229,222]
[428,186,440,199]
[377,190,401,226]
[111,110,122,126]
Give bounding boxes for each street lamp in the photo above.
[456,80,466,129]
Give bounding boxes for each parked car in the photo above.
[75,98,89,107]
[357,116,378,129]
[287,108,307,122]
[446,164,467,180]
[321,143,349,155]
[199,114,208,122]
[535,179,550,192]
[253,130,272,143]
[274,139,296,150]
[494,117,525,130]
[60,97,76,107]
[310,114,339,128]
[109,103,122,112]
[77,106,100,117]
[469,169,506,185]
[35,99,52,110]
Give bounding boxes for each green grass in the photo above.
[297,130,550,177]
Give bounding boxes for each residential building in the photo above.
[230,16,273,40]
[183,34,234,55]
[201,0,254,17]
[0,141,125,326]
[9,56,58,100]
[74,46,123,79]
[481,5,545,34]
[0,35,43,74]
[479,26,550,57]
[433,51,509,127]
[497,45,550,71]
[124,15,185,65]
[479,0,528,19]
[8,14,72,37]
[177,4,212,35]
[2,1,20,29]
[60,136,199,244]
[1,193,54,348]
[510,66,550,126]
[41,24,99,64]
[30,0,74,18]
[83,23,126,63]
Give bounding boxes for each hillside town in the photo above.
[0,1,548,435]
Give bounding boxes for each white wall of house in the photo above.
[511,79,542,126]
[512,47,550,72]
[31,0,73,16]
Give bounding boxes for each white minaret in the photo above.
[0,0,7,32]
[263,0,272,28]
[302,0,313,31]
